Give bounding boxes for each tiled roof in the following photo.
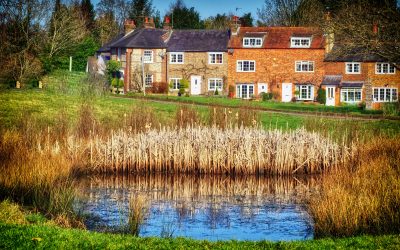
[167,30,229,52]
[341,81,364,88]
[228,27,324,49]
[321,75,342,86]
[111,28,168,48]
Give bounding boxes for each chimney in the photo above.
[324,10,334,54]
[163,16,172,30]
[373,23,378,34]
[143,16,155,29]
[230,15,240,36]
[124,19,136,34]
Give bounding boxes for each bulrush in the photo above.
[75,126,353,175]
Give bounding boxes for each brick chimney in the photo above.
[373,23,378,34]
[324,11,334,54]
[124,19,135,34]
[143,17,155,29]
[163,16,172,30]
[230,16,240,36]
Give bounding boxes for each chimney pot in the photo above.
[124,19,136,34]
[145,17,149,23]
[165,16,170,24]
[373,23,378,34]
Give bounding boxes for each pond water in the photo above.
[74,175,317,241]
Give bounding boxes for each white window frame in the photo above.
[295,61,314,72]
[373,87,398,102]
[145,74,153,86]
[208,52,223,64]
[236,60,256,72]
[236,84,255,99]
[296,85,314,101]
[345,62,361,74]
[340,88,362,103]
[169,52,184,64]
[208,78,223,91]
[169,78,181,90]
[143,50,153,63]
[243,37,263,48]
[290,37,311,48]
[376,63,396,74]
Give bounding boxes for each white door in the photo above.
[282,83,292,102]
[326,86,335,106]
[190,76,201,95]
[258,83,268,95]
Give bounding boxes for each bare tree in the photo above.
[46,5,87,60]
[257,0,324,26]
[324,0,400,67]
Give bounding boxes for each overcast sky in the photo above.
[92,0,265,20]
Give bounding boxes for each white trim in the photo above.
[296,85,314,101]
[236,84,255,99]
[208,78,223,91]
[169,52,184,64]
[373,87,398,102]
[345,62,361,74]
[169,78,182,90]
[290,37,311,48]
[340,87,362,103]
[236,60,256,72]
[243,37,263,48]
[295,61,314,72]
[143,50,153,63]
[208,52,223,64]
[375,63,396,74]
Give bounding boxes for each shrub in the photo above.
[261,92,273,101]
[382,102,399,116]
[214,89,219,95]
[151,82,168,94]
[316,88,326,104]
[106,60,121,83]
[111,78,124,93]
[178,79,189,96]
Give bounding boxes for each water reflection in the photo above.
[75,174,317,241]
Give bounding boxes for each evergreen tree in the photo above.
[128,0,154,27]
[169,0,203,29]
[81,0,96,31]
[240,13,254,27]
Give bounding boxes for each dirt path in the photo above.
[113,95,400,122]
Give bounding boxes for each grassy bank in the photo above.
[125,93,389,117]
[1,223,400,249]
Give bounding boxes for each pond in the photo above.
[74,174,317,241]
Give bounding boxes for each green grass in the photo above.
[0,70,399,138]
[0,223,399,249]
[126,93,386,116]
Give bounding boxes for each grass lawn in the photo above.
[1,223,400,250]
[126,93,387,116]
[0,70,399,137]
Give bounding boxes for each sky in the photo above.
[93,0,265,20]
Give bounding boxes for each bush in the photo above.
[261,92,273,101]
[178,79,189,96]
[106,60,121,83]
[316,88,326,104]
[382,102,399,116]
[214,89,219,95]
[151,82,168,94]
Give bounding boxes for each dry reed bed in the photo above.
[69,126,354,175]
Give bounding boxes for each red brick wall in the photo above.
[227,48,326,99]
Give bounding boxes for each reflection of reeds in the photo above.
[128,194,148,236]
[82,127,352,175]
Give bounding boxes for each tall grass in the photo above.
[309,136,400,237]
[78,126,352,175]
[128,194,149,236]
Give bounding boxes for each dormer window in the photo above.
[291,37,311,48]
[243,37,263,48]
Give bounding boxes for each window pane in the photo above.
[393,89,398,101]
[389,65,395,73]
[374,89,378,101]
[380,89,385,101]
[296,62,301,71]
[309,62,314,71]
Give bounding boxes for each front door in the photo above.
[282,83,292,102]
[326,86,335,106]
[190,76,201,95]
